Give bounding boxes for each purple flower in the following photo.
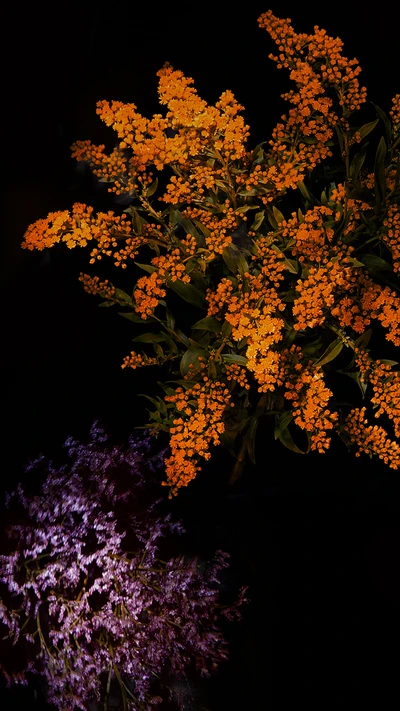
[0,423,248,710]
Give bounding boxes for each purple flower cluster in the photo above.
[0,423,247,710]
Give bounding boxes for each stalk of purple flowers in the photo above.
[0,423,247,710]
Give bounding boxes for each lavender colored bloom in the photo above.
[0,423,248,710]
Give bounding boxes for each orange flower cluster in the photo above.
[359,278,400,346]
[206,278,235,318]
[390,94,400,133]
[280,205,335,264]
[151,249,192,284]
[162,364,234,496]
[354,349,400,439]
[225,363,251,390]
[162,164,223,205]
[256,10,367,194]
[20,10,400,492]
[251,234,287,287]
[279,345,338,451]
[342,407,400,469]
[330,296,368,334]
[183,203,237,259]
[382,204,400,273]
[71,141,138,196]
[133,271,167,320]
[21,203,136,267]
[329,183,373,236]
[211,272,286,392]
[121,351,159,370]
[293,260,356,331]
[78,273,116,299]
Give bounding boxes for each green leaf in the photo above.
[235,204,259,214]
[349,141,370,181]
[379,359,398,366]
[357,118,379,140]
[153,342,164,357]
[114,288,133,304]
[244,417,259,465]
[132,332,166,343]
[334,124,345,155]
[313,338,343,368]
[354,329,372,349]
[208,359,218,379]
[250,210,265,232]
[163,333,179,353]
[222,321,233,338]
[280,290,296,303]
[361,254,393,271]
[221,353,248,365]
[167,278,207,309]
[340,371,368,398]
[118,311,156,323]
[98,301,115,307]
[157,381,176,397]
[191,316,222,332]
[372,103,393,147]
[222,243,249,276]
[272,205,285,224]
[297,180,316,205]
[146,177,158,197]
[166,307,175,331]
[284,258,298,274]
[274,411,294,440]
[251,140,268,164]
[180,346,209,377]
[374,135,387,206]
[267,211,278,230]
[138,394,161,407]
[174,328,191,347]
[134,262,157,274]
[277,422,305,454]
[192,219,211,241]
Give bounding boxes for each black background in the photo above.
[2,2,400,708]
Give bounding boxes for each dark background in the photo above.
[1,1,400,708]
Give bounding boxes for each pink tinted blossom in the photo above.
[0,423,247,710]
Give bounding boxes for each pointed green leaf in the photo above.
[146,177,158,197]
[191,316,222,332]
[222,243,249,275]
[250,210,265,232]
[272,205,285,224]
[134,262,157,274]
[180,346,209,377]
[313,338,343,368]
[349,141,370,181]
[374,135,387,205]
[354,329,372,349]
[114,288,133,304]
[118,311,156,323]
[358,118,379,140]
[167,278,207,309]
[278,423,305,454]
[132,332,166,343]
[361,254,393,271]
[221,353,248,365]
[274,411,294,440]
[98,301,115,307]
[244,417,259,465]
[166,307,175,331]
[372,103,393,147]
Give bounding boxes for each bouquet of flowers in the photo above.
[21,10,400,496]
[0,423,247,710]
